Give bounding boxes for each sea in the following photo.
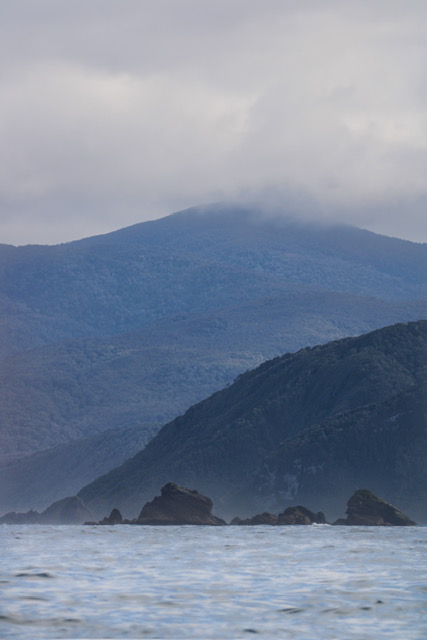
[1,524,426,640]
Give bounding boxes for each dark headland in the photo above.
[76,320,427,523]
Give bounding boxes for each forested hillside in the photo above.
[1,204,426,358]
[1,204,426,514]
[78,321,427,522]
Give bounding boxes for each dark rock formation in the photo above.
[277,506,327,525]
[0,496,93,525]
[230,512,278,525]
[136,482,226,525]
[98,508,123,525]
[334,489,416,526]
[230,506,326,525]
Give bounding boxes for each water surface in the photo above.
[1,524,426,639]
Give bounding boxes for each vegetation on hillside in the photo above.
[1,205,426,515]
[78,321,427,522]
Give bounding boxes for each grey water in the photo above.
[1,524,426,639]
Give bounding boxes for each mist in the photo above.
[1,1,426,244]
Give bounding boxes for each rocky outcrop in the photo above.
[0,496,93,525]
[97,508,123,525]
[1,486,416,527]
[231,506,326,525]
[334,489,416,526]
[277,506,327,525]
[136,482,226,525]
[230,512,278,525]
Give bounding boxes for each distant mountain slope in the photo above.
[2,294,426,514]
[76,204,427,298]
[76,203,427,282]
[1,291,426,459]
[1,204,426,357]
[0,423,159,513]
[1,204,426,515]
[78,321,427,522]
[0,242,288,357]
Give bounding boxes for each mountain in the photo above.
[2,293,425,513]
[75,203,427,302]
[0,203,426,513]
[0,423,159,513]
[2,290,426,460]
[77,320,427,523]
[1,203,426,359]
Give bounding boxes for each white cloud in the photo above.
[0,0,426,243]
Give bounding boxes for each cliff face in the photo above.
[78,320,427,522]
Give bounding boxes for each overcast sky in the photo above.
[1,0,426,245]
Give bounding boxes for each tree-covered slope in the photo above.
[253,382,427,522]
[0,242,289,357]
[78,321,427,521]
[1,204,426,357]
[2,290,425,460]
[76,203,427,301]
[2,293,426,514]
[1,204,426,515]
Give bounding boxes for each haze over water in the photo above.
[1,524,426,639]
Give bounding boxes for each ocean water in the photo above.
[1,524,426,639]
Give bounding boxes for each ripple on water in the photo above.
[14,572,55,579]
[0,524,426,639]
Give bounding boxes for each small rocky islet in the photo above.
[0,483,416,526]
[87,483,416,527]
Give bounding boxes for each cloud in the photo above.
[0,1,426,244]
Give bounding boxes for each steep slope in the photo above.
[78,321,427,521]
[253,382,427,522]
[2,290,425,459]
[2,294,426,514]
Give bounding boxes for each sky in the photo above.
[1,0,427,245]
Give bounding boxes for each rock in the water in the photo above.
[230,507,326,525]
[334,489,416,526]
[277,506,327,525]
[98,508,123,525]
[136,482,226,525]
[230,512,278,525]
